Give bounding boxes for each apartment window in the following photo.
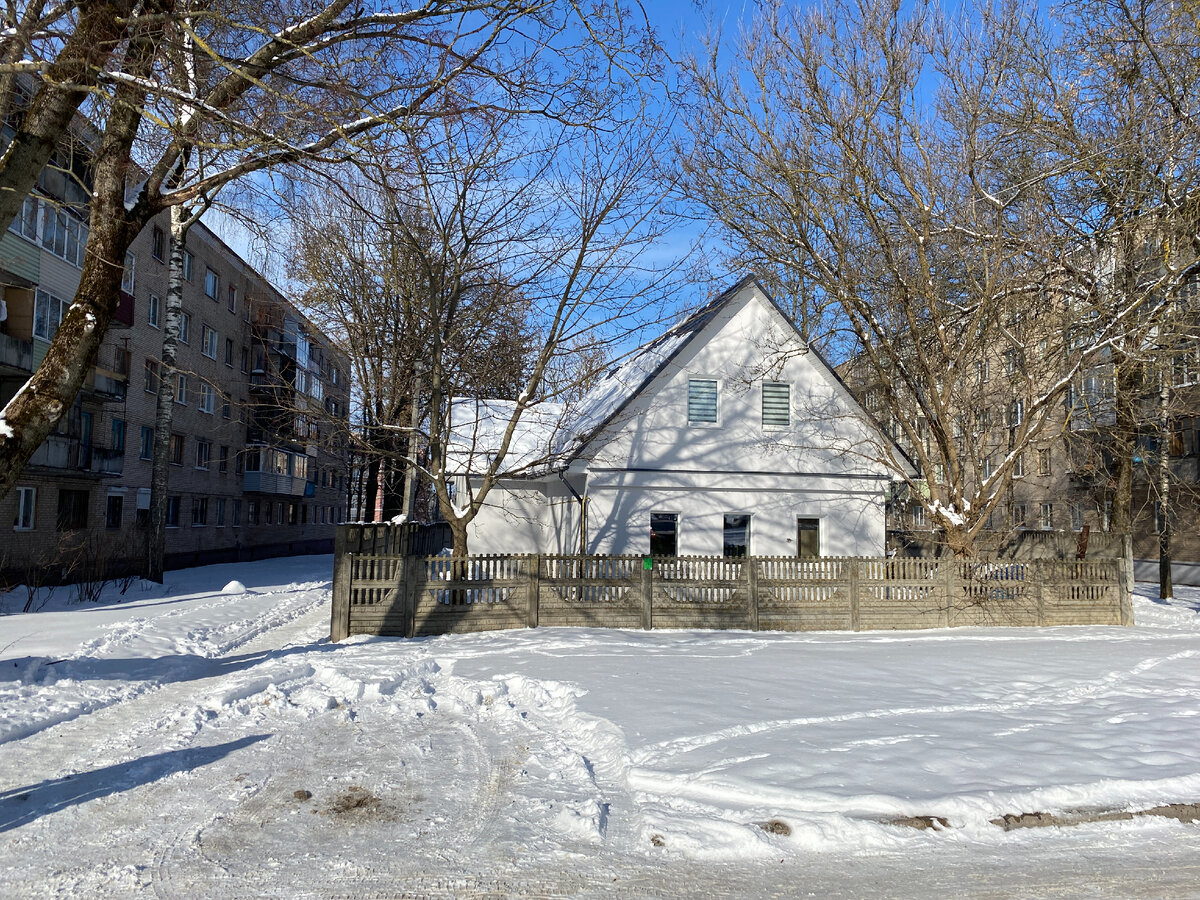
[148,293,161,328]
[1012,502,1027,528]
[762,382,791,427]
[192,497,208,527]
[224,338,234,367]
[140,426,154,460]
[174,372,188,405]
[201,324,218,359]
[205,267,219,299]
[248,500,260,526]
[195,439,211,470]
[13,486,35,530]
[1071,504,1085,532]
[1014,453,1025,478]
[182,250,194,281]
[1040,502,1053,530]
[33,289,71,340]
[912,504,927,527]
[169,433,184,465]
[179,312,191,344]
[110,418,126,454]
[219,445,229,473]
[301,504,308,525]
[265,501,273,525]
[198,382,215,413]
[227,285,237,313]
[144,359,160,393]
[650,512,679,557]
[232,500,242,527]
[975,359,989,384]
[151,225,165,261]
[166,496,181,528]
[121,251,135,293]
[288,502,298,525]
[105,494,123,529]
[240,347,249,373]
[688,379,719,424]
[39,204,88,267]
[981,456,992,480]
[56,489,89,531]
[9,194,37,240]
[1004,349,1022,375]
[797,518,820,558]
[1008,399,1024,428]
[221,396,231,419]
[320,506,327,525]
[1038,448,1051,476]
[216,497,226,527]
[723,514,750,557]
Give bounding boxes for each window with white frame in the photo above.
[761,382,790,426]
[151,225,165,261]
[148,293,160,328]
[1038,448,1051,476]
[1012,502,1027,527]
[723,514,750,557]
[182,250,194,281]
[1040,502,1053,530]
[192,497,208,526]
[687,379,718,424]
[39,202,88,267]
[195,439,211,470]
[1070,504,1084,532]
[121,251,135,293]
[198,382,215,413]
[1014,452,1025,478]
[201,324,218,359]
[174,372,188,405]
[33,289,71,340]
[227,284,237,313]
[179,312,190,344]
[14,486,35,530]
[205,267,219,299]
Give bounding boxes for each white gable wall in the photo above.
[578,284,892,557]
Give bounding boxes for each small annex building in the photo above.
[449,276,908,558]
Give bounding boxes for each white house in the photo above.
[450,276,908,558]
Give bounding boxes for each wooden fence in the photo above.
[330,531,1133,641]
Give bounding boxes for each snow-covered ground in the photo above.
[2,557,1200,898]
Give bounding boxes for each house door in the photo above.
[797,518,820,558]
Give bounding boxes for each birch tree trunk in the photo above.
[146,205,194,582]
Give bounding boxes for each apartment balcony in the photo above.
[242,470,309,496]
[28,435,124,476]
[0,332,33,373]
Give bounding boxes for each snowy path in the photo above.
[2,559,1200,897]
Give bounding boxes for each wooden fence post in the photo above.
[641,559,653,630]
[403,555,421,639]
[942,559,955,628]
[747,558,759,631]
[848,558,860,631]
[527,554,540,628]
[330,527,351,642]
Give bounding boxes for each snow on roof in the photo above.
[447,398,567,475]
[449,276,758,475]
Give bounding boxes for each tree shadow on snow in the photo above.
[0,638,348,686]
[0,733,271,833]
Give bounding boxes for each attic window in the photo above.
[762,382,790,426]
[687,379,718,424]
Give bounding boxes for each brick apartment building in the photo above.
[0,184,350,581]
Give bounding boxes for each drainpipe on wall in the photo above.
[557,470,588,555]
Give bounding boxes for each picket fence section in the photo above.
[331,529,1133,640]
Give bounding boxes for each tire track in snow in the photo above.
[630,648,1200,766]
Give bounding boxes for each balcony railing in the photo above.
[0,331,33,372]
[243,470,307,496]
[28,435,124,475]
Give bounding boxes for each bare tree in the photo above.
[293,81,678,555]
[0,0,657,499]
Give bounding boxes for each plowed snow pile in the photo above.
[3,556,1200,897]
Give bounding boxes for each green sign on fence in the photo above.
[643,556,653,571]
